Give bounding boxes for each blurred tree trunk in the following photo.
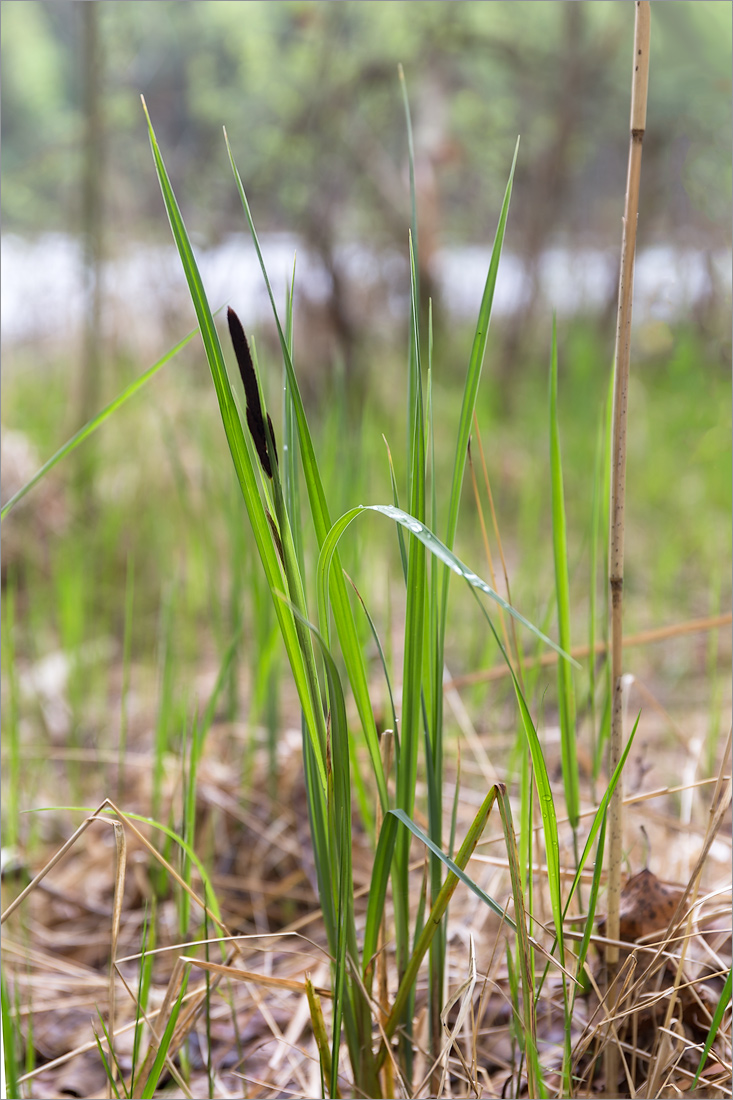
[498,3,587,403]
[74,1,104,493]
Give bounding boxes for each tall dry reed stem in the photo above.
[606,2,651,1093]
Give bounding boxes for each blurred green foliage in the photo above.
[2,0,731,247]
[3,315,730,642]
[2,1,730,632]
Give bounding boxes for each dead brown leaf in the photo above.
[598,868,685,943]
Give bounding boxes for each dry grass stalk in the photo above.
[0,796,244,1095]
[5,718,727,1096]
[178,956,332,998]
[606,1,651,1092]
[445,611,732,690]
[1,803,107,926]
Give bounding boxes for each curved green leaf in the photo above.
[389,807,515,929]
[362,813,399,989]
[443,137,520,561]
[550,318,579,830]
[1,327,198,521]
[317,504,579,667]
[692,967,732,1088]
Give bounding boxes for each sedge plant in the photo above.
[0,67,660,1096]
[140,75,595,1097]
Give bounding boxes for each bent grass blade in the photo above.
[317,504,579,668]
[1,328,198,521]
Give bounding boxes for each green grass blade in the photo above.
[293,610,353,1093]
[588,388,609,800]
[117,555,135,800]
[303,733,337,944]
[572,815,606,1001]
[442,137,519,563]
[1,327,198,520]
[549,318,580,832]
[595,686,612,782]
[362,812,399,990]
[305,978,337,1099]
[425,300,446,1066]
[223,132,386,812]
[93,1032,124,1100]
[400,70,420,502]
[201,902,215,1100]
[131,902,155,1090]
[468,588,565,963]
[512,685,564,959]
[389,806,515,929]
[140,967,190,1099]
[283,261,304,570]
[345,572,399,739]
[276,594,376,1094]
[376,785,501,1065]
[179,712,196,936]
[199,626,243,744]
[494,787,543,1097]
[152,583,176,835]
[398,64,418,297]
[2,583,20,850]
[565,712,640,919]
[533,712,641,1009]
[692,966,731,1088]
[142,100,327,792]
[340,569,392,839]
[1,973,21,1100]
[382,433,408,579]
[251,344,330,778]
[519,735,533,920]
[93,1007,128,1100]
[425,138,518,1067]
[395,232,427,965]
[596,366,616,777]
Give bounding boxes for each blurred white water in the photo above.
[2,231,730,352]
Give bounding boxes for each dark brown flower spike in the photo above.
[227,306,278,478]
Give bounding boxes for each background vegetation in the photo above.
[1,3,731,1098]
